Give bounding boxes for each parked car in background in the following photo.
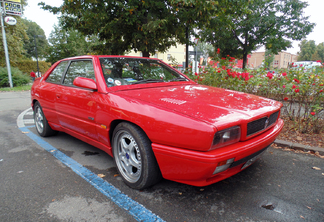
[31,55,284,189]
[290,61,322,71]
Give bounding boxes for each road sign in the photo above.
[4,16,16,25]
[188,51,204,56]
[2,1,22,16]
[1,0,21,3]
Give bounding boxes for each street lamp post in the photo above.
[34,35,44,76]
[1,2,13,88]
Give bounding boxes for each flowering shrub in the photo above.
[185,55,324,134]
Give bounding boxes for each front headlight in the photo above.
[210,126,241,150]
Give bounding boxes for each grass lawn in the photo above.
[0,84,32,92]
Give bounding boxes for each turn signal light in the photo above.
[213,158,235,174]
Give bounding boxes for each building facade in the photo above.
[127,44,186,66]
[248,51,298,69]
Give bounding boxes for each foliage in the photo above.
[264,49,275,70]
[46,24,99,64]
[185,51,324,134]
[298,40,324,62]
[0,17,28,67]
[22,19,49,60]
[200,0,315,69]
[0,67,30,87]
[298,40,317,61]
[16,60,51,74]
[39,0,245,57]
[314,43,324,62]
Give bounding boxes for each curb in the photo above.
[274,139,324,156]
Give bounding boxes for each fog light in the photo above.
[213,158,235,174]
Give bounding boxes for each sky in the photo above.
[23,0,324,55]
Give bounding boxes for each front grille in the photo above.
[247,111,279,137]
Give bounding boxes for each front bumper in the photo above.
[152,118,284,187]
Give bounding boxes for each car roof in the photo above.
[60,55,161,61]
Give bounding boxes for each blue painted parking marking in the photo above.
[19,126,165,222]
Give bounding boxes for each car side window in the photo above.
[46,61,68,84]
[63,60,95,86]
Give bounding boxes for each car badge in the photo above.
[264,118,269,129]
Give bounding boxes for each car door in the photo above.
[55,59,98,140]
[39,61,69,125]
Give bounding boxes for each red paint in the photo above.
[31,55,283,187]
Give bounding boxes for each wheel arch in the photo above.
[109,119,152,149]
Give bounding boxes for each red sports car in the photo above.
[31,55,284,189]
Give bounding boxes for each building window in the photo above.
[167,54,171,61]
[274,60,279,65]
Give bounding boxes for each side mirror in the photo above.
[73,77,97,90]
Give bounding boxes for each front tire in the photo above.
[112,122,162,189]
[34,102,57,137]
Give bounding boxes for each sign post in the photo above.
[1,1,13,88]
[0,0,21,88]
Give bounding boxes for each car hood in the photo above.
[114,84,282,128]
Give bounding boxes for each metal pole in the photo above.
[34,35,40,75]
[185,26,189,69]
[0,2,13,88]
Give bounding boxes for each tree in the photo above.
[22,19,48,60]
[314,43,324,62]
[264,49,275,70]
[46,24,98,64]
[39,0,244,57]
[298,40,316,61]
[0,17,28,67]
[200,0,315,69]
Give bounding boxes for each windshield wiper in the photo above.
[168,77,188,82]
[131,79,164,85]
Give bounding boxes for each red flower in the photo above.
[195,72,198,76]
[295,89,300,93]
[282,72,287,76]
[292,85,296,89]
[283,85,286,88]
[316,60,321,63]
[294,78,300,84]
[311,112,316,116]
[299,64,303,67]
[284,97,289,101]
[266,72,273,79]
[217,48,220,54]
[320,90,323,93]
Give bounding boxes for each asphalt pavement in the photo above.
[1,91,323,222]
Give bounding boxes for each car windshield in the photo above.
[99,57,188,87]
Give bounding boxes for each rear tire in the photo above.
[112,122,162,189]
[34,102,57,137]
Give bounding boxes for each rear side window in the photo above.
[63,60,95,86]
[46,61,68,84]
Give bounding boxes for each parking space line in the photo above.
[17,109,165,222]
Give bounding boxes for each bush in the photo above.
[186,56,324,134]
[0,67,30,87]
[16,60,51,74]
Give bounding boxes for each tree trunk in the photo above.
[142,51,150,57]
[242,52,248,69]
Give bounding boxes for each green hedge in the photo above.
[0,67,30,87]
[16,60,52,75]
